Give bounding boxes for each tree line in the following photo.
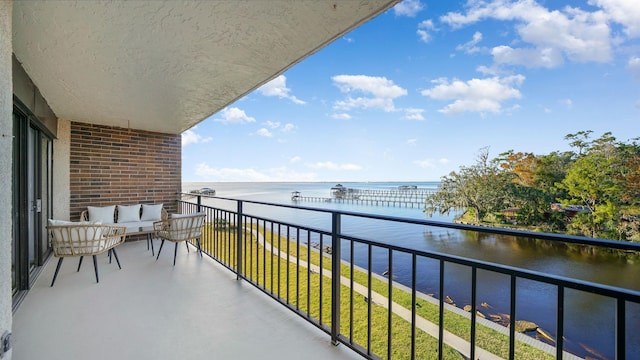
[424,131,640,241]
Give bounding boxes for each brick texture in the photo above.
[69,122,181,222]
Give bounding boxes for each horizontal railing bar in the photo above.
[178,193,640,253]
[200,207,334,239]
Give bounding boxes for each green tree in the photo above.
[533,151,574,201]
[564,130,593,155]
[425,148,514,223]
[495,151,570,229]
[559,132,626,238]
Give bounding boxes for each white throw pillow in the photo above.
[141,204,163,221]
[88,205,116,223]
[117,204,141,223]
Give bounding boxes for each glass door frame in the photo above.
[12,100,54,306]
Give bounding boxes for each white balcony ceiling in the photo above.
[12,0,397,134]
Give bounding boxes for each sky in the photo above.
[182,0,640,183]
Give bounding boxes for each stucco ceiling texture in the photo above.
[12,0,398,134]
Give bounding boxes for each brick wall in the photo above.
[69,122,181,221]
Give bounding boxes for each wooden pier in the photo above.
[291,186,436,208]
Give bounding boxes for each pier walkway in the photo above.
[291,187,436,208]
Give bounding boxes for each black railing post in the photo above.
[557,286,565,360]
[616,298,626,360]
[197,195,202,212]
[331,212,341,346]
[236,200,243,280]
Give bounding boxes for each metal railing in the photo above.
[179,193,640,360]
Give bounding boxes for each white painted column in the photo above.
[0,1,13,359]
[53,119,71,221]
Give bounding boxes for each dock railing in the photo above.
[178,193,640,360]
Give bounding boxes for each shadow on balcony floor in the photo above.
[12,240,360,360]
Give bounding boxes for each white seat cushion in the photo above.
[171,212,205,218]
[118,221,155,232]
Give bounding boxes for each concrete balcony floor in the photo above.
[12,240,360,360]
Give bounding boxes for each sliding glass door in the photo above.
[12,106,53,301]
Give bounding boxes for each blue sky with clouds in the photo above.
[182,0,640,182]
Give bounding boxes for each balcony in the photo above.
[12,195,640,360]
[11,239,360,360]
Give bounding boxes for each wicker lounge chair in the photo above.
[153,212,206,266]
[47,221,127,286]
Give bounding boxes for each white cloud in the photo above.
[404,108,425,121]
[343,36,355,43]
[332,75,407,113]
[331,113,352,120]
[182,128,212,146]
[334,97,397,112]
[421,75,525,114]
[492,46,564,68]
[441,1,613,68]
[307,161,363,171]
[414,158,449,168]
[195,163,317,182]
[257,75,306,104]
[456,31,483,54]
[560,98,574,108]
[195,164,270,181]
[265,121,280,129]
[476,65,500,75]
[333,75,407,98]
[590,0,640,37]
[414,159,435,168]
[417,19,436,43]
[629,56,640,80]
[407,139,418,145]
[290,156,301,163]
[256,128,272,137]
[263,121,296,132]
[214,107,256,124]
[394,0,424,17]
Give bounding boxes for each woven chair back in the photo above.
[165,214,205,242]
[48,224,126,256]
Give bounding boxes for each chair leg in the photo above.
[148,233,155,256]
[111,248,122,269]
[92,255,99,283]
[77,256,84,272]
[173,242,178,266]
[197,238,203,257]
[51,257,64,287]
[109,249,112,264]
[156,240,165,261]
